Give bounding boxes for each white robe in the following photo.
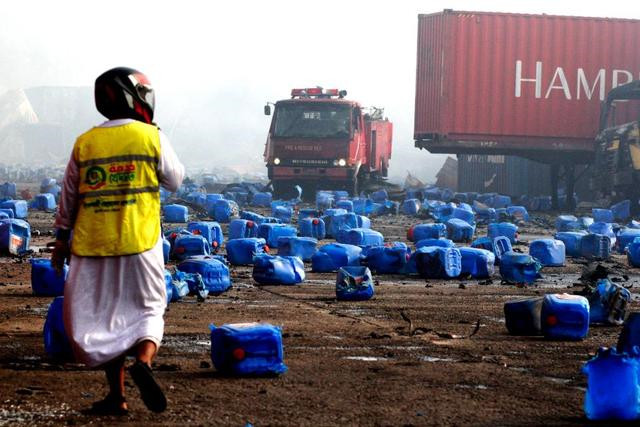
[55,119,184,368]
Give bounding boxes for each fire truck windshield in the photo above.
[273,103,351,138]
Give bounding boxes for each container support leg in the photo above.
[551,164,560,210]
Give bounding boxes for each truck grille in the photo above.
[282,159,331,167]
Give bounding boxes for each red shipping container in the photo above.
[414,10,640,161]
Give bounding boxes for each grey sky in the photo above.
[1,0,637,181]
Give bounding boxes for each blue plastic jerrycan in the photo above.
[529,239,566,266]
[298,217,326,240]
[580,234,612,260]
[311,243,362,272]
[257,223,297,248]
[459,247,495,279]
[541,294,590,340]
[445,218,475,242]
[617,312,640,355]
[229,219,259,240]
[554,232,585,257]
[504,297,544,336]
[210,322,287,376]
[583,347,640,421]
[337,228,384,247]
[414,246,462,279]
[415,238,455,249]
[336,266,375,301]
[252,255,305,285]
[588,279,630,325]
[364,244,410,274]
[407,223,447,242]
[187,221,223,252]
[43,296,73,359]
[226,238,268,266]
[31,258,68,296]
[172,234,211,261]
[177,255,231,295]
[402,199,421,216]
[163,204,189,223]
[499,252,541,284]
[277,236,318,262]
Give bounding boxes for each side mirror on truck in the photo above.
[264,105,271,116]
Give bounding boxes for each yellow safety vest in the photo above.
[71,121,161,256]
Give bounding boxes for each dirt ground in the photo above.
[0,205,638,426]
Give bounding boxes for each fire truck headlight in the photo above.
[273,158,281,165]
[338,158,347,167]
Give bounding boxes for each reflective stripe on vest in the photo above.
[71,121,161,256]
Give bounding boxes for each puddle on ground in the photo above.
[419,356,458,363]
[342,356,389,362]
[455,384,488,390]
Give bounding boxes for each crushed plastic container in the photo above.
[0,218,30,255]
[172,234,211,261]
[169,275,190,302]
[177,256,231,295]
[336,200,354,212]
[554,232,586,257]
[298,217,326,240]
[588,279,630,325]
[580,234,612,260]
[414,246,462,279]
[506,206,529,222]
[187,221,223,252]
[617,313,640,355]
[226,238,268,265]
[31,258,68,296]
[252,255,305,285]
[582,347,640,421]
[336,266,375,301]
[257,223,297,248]
[499,252,541,284]
[541,293,589,340]
[555,215,580,232]
[402,199,421,216]
[272,205,293,223]
[0,200,28,219]
[364,244,410,274]
[488,222,518,244]
[471,236,493,252]
[229,219,259,240]
[407,223,447,242]
[504,297,544,336]
[311,243,362,272]
[529,239,566,266]
[617,228,640,254]
[164,204,189,223]
[213,199,239,223]
[251,192,272,207]
[589,222,616,248]
[592,208,614,224]
[277,236,317,262]
[611,200,631,222]
[210,322,287,376]
[33,193,56,211]
[415,238,455,249]
[0,208,13,219]
[459,247,495,279]
[337,228,384,247]
[43,297,73,359]
[445,218,475,242]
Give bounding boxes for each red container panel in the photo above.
[415,10,640,155]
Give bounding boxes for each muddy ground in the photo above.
[0,205,638,426]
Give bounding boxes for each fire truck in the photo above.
[263,88,393,197]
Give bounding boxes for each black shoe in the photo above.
[129,361,167,413]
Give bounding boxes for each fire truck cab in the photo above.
[264,88,392,197]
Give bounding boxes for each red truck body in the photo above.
[264,89,392,195]
[414,10,640,162]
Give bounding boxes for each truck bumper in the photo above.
[269,166,353,181]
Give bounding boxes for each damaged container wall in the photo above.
[457,154,590,197]
[415,10,640,155]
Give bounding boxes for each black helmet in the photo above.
[94,67,155,124]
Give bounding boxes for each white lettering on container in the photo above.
[545,67,572,99]
[515,60,542,98]
[577,69,605,100]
